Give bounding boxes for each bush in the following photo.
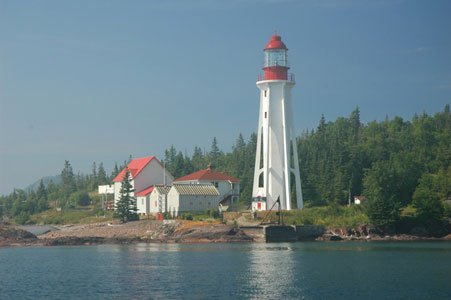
[15,212,31,225]
[70,191,91,206]
[444,202,451,219]
[181,212,193,220]
[209,209,220,219]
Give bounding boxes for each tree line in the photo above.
[1,105,450,231]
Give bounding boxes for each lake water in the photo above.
[0,242,450,299]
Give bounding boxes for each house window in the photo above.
[211,181,218,188]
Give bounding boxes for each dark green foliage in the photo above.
[363,161,401,230]
[15,211,31,225]
[180,212,193,220]
[70,191,91,206]
[97,162,108,185]
[208,137,222,167]
[61,160,76,198]
[114,170,138,222]
[412,174,445,224]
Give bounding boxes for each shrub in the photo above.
[15,212,31,225]
[209,209,220,219]
[70,191,91,206]
[181,212,193,220]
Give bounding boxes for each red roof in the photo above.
[113,156,156,182]
[264,34,288,50]
[136,185,154,197]
[174,166,240,183]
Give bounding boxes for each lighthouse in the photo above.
[252,34,303,211]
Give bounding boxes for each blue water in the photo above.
[0,242,450,299]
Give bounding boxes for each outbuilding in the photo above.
[167,183,220,217]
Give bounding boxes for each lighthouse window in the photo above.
[264,90,267,97]
[264,112,267,118]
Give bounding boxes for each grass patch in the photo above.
[30,207,114,225]
[258,205,369,228]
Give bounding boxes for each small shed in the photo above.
[149,185,171,214]
[167,184,220,217]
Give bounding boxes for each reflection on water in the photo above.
[246,243,301,299]
[0,242,450,299]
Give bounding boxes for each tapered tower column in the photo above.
[252,34,303,211]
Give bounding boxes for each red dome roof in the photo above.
[264,34,288,50]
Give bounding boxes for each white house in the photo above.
[136,185,171,215]
[173,164,240,205]
[112,156,174,208]
[167,183,220,217]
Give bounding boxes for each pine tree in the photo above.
[97,162,108,185]
[164,145,178,175]
[209,137,222,166]
[111,162,120,180]
[192,146,205,171]
[36,179,49,211]
[60,160,76,204]
[114,170,138,222]
[363,161,401,231]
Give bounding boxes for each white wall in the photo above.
[178,194,221,214]
[167,188,180,217]
[136,195,148,215]
[167,187,221,217]
[148,190,163,214]
[133,159,173,194]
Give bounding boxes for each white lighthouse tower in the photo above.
[252,34,303,211]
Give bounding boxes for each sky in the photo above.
[1,0,450,195]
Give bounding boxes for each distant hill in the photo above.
[25,175,61,192]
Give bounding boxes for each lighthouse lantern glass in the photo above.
[264,49,287,67]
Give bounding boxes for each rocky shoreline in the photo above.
[1,221,450,247]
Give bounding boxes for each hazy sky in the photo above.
[1,0,450,195]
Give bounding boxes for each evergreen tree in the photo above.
[91,162,97,180]
[164,145,178,176]
[97,162,108,185]
[192,146,205,171]
[111,162,120,180]
[412,173,446,225]
[36,179,49,211]
[209,137,222,166]
[36,179,47,200]
[114,170,138,222]
[363,161,401,231]
[60,160,76,203]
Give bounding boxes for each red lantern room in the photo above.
[262,34,289,80]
